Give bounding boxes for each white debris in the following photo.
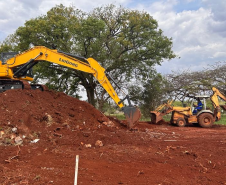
[85,144,92,148]
[15,136,23,145]
[31,139,40,143]
[102,121,115,127]
[12,127,18,133]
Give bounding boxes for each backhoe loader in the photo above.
[150,87,226,128]
[0,46,141,128]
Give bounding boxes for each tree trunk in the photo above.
[85,85,95,106]
[97,99,105,112]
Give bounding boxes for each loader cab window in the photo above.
[191,95,209,115]
[0,52,18,64]
[192,98,203,114]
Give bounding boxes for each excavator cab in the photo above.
[0,52,18,64]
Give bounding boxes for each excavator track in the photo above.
[0,79,46,92]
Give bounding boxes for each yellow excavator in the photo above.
[0,46,141,128]
[150,87,226,128]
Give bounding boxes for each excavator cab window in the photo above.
[0,52,18,64]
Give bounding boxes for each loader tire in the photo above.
[176,118,186,127]
[198,113,214,128]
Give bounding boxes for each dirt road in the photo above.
[0,89,225,185]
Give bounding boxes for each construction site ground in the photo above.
[0,89,226,185]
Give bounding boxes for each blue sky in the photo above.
[174,0,202,12]
[0,0,226,74]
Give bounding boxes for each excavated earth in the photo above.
[0,89,226,185]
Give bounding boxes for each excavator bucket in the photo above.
[122,106,141,129]
[150,111,163,124]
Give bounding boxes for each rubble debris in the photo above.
[0,130,4,138]
[15,136,23,145]
[95,140,103,147]
[31,139,40,143]
[85,144,92,148]
[12,127,18,133]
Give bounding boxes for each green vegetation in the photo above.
[216,114,226,125]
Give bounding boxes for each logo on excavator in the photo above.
[59,58,78,67]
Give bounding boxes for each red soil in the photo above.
[0,89,226,185]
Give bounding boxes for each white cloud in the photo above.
[133,0,226,74]
[0,0,130,41]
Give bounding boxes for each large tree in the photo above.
[2,4,176,110]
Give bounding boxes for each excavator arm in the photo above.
[0,46,141,128]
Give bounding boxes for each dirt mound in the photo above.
[0,89,226,185]
[0,89,116,142]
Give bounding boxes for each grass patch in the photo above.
[216,114,226,125]
[108,113,150,121]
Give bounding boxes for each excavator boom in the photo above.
[0,46,141,128]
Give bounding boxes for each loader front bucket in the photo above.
[122,106,141,129]
[150,111,163,124]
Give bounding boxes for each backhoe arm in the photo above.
[1,46,140,128]
[211,87,226,120]
[211,87,226,107]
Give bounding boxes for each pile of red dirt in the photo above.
[0,89,226,185]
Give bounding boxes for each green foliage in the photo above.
[216,114,226,125]
[0,35,15,53]
[129,72,170,117]
[102,102,118,114]
[14,4,79,51]
[171,101,184,107]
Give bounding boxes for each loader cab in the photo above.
[191,95,210,114]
